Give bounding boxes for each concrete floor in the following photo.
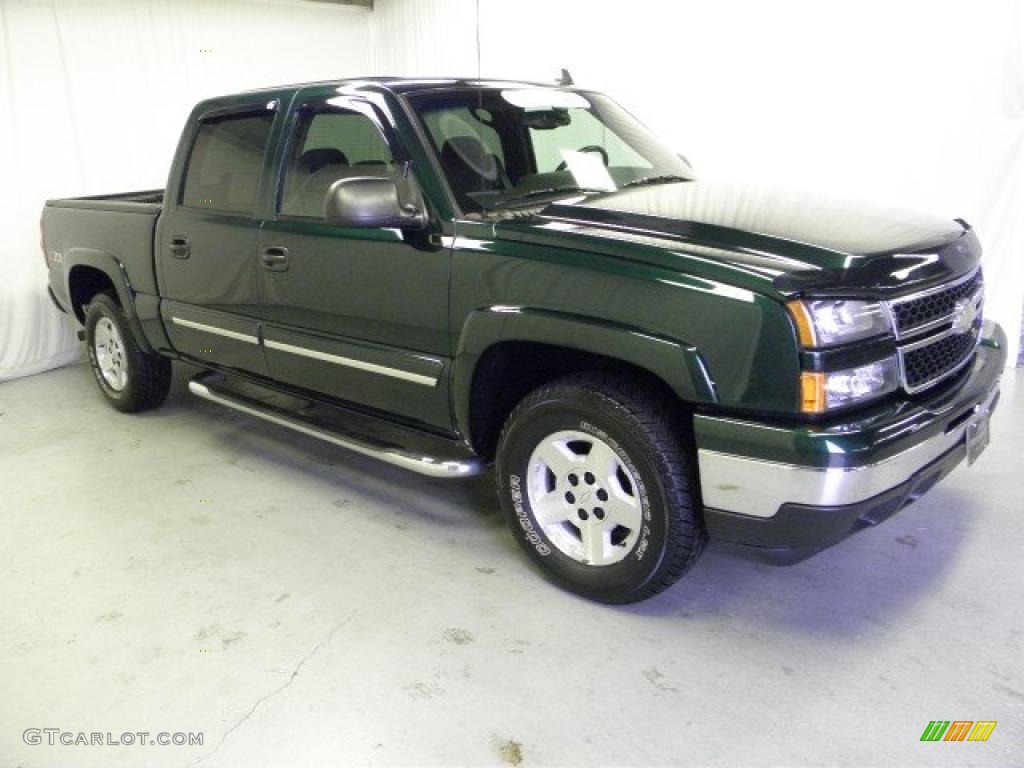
[1,362,1021,768]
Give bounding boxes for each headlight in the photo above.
[800,356,900,413]
[787,299,892,348]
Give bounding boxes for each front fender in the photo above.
[452,306,717,438]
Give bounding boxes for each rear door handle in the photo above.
[169,236,190,259]
[260,246,289,272]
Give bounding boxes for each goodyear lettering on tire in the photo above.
[509,474,551,556]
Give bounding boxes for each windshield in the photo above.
[406,87,694,213]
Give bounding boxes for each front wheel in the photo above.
[84,293,171,413]
[495,372,706,603]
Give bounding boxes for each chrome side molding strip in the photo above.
[171,316,259,345]
[170,315,439,387]
[187,372,484,478]
[263,338,438,387]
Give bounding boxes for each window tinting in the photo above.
[407,89,692,213]
[423,107,504,165]
[529,108,649,173]
[181,111,274,214]
[280,107,395,218]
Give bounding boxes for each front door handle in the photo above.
[260,246,289,272]
[169,236,191,259]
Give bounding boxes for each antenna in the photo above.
[475,0,484,207]
[557,68,574,86]
[475,0,482,83]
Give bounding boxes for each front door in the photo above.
[257,94,452,431]
[157,103,278,375]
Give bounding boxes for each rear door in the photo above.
[156,101,279,374]
[256,91,452,430]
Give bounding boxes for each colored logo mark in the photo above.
[920,720,997,742]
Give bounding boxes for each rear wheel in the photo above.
[495,372,706,603]
[84,293,171,413]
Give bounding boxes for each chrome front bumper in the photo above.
[698,383,999,518]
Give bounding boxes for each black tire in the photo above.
[84,293,171,413]
[495,372,706,604]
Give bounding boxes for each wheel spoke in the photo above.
[533,492,569,526]
[605,483,642,530]
[580,524,607,565]
[534,439,580,477]
[585,439,619,482]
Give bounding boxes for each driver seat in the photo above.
[440,136,510,209]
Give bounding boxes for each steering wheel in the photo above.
[556,144,610,171]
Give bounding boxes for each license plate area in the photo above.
[965,411,991,465]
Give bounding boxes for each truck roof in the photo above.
[201,76,576,106]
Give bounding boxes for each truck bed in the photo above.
[43,190,165,310]
[46,189,164,214]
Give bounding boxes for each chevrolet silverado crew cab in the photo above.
[42,77,1005,603]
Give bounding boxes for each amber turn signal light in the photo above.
[786,300,817,347]
[800,371,826,414]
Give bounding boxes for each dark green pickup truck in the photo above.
[43,77,1005,603]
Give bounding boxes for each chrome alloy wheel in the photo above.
[93,317,128,391]
[526,429,643,566]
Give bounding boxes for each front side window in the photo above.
[181,111,274,214]
[407,88,693,214]
[279,104,396,218]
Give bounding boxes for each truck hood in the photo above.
[513,180,980,297]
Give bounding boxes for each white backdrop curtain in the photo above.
[0,0,372,382]
[2,0,1021,382]
[374,0,1024,366]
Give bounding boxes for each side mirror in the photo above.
[324,176,427,230]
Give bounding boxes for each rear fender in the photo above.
[64,248,154,353]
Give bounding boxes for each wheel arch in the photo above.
[453,307,717,459]
[65,249,154,353]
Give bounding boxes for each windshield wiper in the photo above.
[620,174,691,189]
[494,185,607,208]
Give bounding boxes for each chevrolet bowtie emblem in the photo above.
[951,297,979,335]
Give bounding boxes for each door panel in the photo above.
[256,94,452,430]
[158,215,266,372]
[156,105,276,375]
[161,298,260,371]
[258,221,451,429]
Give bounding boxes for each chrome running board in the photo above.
[188,371,485,478]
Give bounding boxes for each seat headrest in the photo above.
[298,148,349,174]
[440,136,500,182]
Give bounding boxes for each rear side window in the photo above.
[181,111,274,214]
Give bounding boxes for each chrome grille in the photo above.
[889,267,982,339]
[901,326,980,390]
[887,268,984,394]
